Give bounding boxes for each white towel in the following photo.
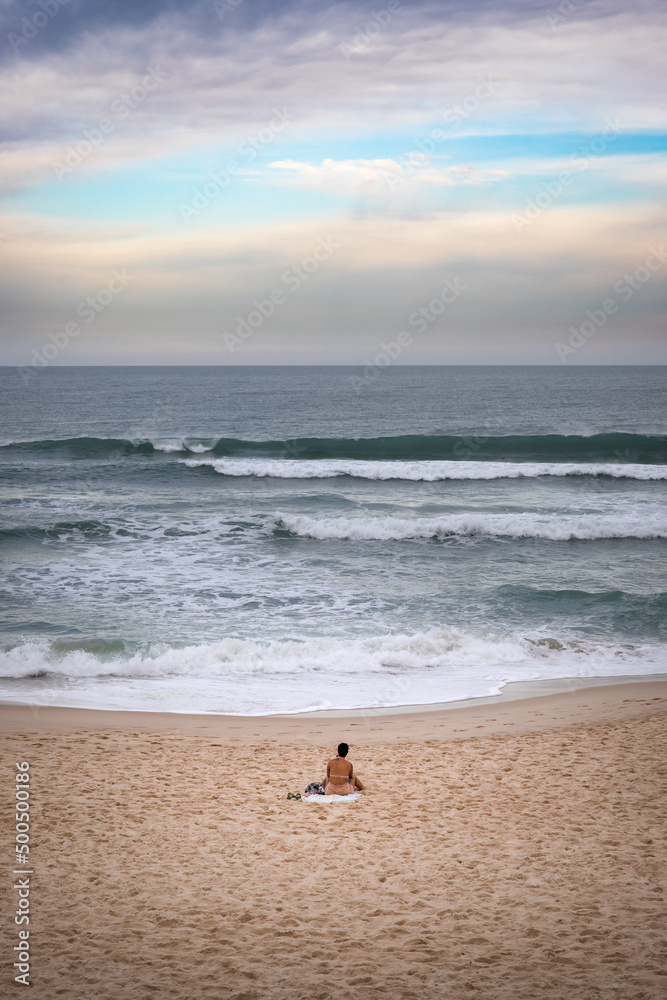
[302,792,360,804]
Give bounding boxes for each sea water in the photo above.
[0,365,665,713]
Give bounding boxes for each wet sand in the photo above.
[1,679,665,999]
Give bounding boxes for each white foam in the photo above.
[0,629,532,680]
[182,458,667,480]
[272,511,667,542]
[0,630,664,715]
[151,439,215,454]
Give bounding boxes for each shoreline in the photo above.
[294,670,667,717]
[2,673,665,742]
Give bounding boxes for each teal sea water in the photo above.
[0,365,665,713]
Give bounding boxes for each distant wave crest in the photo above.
[271,511,667,541]
[5,510,666,546]
[0,432,665,464]
[184,457,667,481]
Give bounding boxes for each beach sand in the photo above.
[1,680,666,999]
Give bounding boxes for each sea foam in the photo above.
[183,458,667,481]
[271,511,667,542]
[0,629,663,715]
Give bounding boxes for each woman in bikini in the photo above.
[323,742,364,795]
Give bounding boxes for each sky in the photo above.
[1,0,666,367]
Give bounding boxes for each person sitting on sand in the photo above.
[324,743,364,795]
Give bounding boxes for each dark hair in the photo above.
[337,742,349,757]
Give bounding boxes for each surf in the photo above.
[1,431,665,463]
[270,511,667,541]
[182,458,667,480]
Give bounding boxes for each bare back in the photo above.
[327,756,353,784]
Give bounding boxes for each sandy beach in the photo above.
[1,679,666,999]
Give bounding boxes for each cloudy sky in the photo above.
[1,0,666,366]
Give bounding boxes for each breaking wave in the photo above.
[0,432,664,464]
[183,458,667,480]
[271,511,667,542]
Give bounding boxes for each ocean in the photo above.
[1,365,665,714]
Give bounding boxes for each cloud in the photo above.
[267,156,510,195]
[2,201,665,365]
[2,0,666,363]
[2,0,667,154]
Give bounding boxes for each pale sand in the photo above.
[1,680,666,999]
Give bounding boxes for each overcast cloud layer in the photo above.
[1,0,666,366]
